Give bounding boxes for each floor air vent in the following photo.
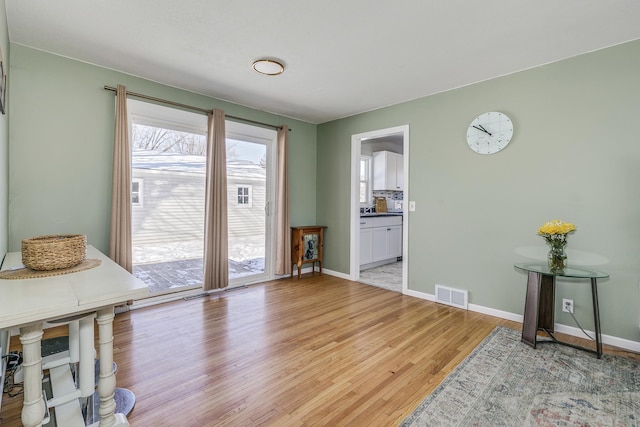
[435,285,468,309]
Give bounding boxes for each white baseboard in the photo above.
[404,288,435,301]
[281,266,352,281]
[404,289,640,353]
[554,323,640,353]
[322,268,351,280]
[468,302,524,323]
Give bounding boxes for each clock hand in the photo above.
[472,125,493,136]
[477,124,493,136]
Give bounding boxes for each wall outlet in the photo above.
[409,201,416,211]
[562,298,574,314]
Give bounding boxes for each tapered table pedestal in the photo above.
[515,262,608,358]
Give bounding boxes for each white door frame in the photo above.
[350,125,409,293]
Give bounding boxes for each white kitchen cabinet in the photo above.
[385,225,402,258]
[372,227,388,261]
[360,216,402,266]
[360,227,373,265]
[373,151,403,191]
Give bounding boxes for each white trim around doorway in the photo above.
[350,125,410,294]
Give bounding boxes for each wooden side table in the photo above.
[291,226,326,279]
[514,262,609,358]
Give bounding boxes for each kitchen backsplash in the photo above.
[372,190,403,212]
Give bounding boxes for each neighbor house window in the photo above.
[360,156,372,205]
[237,185,252,206]
[132,178,143,206]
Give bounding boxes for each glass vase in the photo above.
[548,246,567,272]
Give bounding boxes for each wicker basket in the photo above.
[21,234,87,271]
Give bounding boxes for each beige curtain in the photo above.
[109,84,133,272]
[274,125,291,275]
[203,108,229,290]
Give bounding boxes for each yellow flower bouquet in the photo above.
[537,220,576,271]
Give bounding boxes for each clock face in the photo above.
[466,112,514,154]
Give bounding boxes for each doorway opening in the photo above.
[350,125,409,293]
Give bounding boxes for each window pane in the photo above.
[359,156,372,205]
[131,122,206,294]
[226,136,269,282]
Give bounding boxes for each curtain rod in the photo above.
[104,85,290,131]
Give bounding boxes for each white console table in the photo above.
[0,245,149,427]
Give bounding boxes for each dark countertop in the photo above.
[360,212,403,217]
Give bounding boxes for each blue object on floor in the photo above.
[86,387,136,423]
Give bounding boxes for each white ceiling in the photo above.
[5,1,640,124]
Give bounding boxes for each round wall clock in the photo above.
[466,112,514,154]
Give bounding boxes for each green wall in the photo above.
[8,44,317,254]
[0,0,8,256]
[5,26,640,344]
[317,40,640,342]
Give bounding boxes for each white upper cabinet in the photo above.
[372,151,403,191]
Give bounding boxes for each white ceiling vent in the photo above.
[435,285,468,310]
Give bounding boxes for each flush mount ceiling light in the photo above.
[252,59,285,76]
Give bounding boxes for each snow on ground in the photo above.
[133,236,265,264]
[132,237,267,292]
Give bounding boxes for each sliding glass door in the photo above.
[128,100,276,295]
[226,122,276,288]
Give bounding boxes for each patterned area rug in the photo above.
[400,326,640,426]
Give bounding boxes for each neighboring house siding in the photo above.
[131,156,266,249]
[132,168,205,246]
[228,177,266,239]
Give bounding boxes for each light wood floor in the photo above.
[3,274,639,426]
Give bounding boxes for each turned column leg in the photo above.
[96,307,118,427]
[19,323,45,427]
